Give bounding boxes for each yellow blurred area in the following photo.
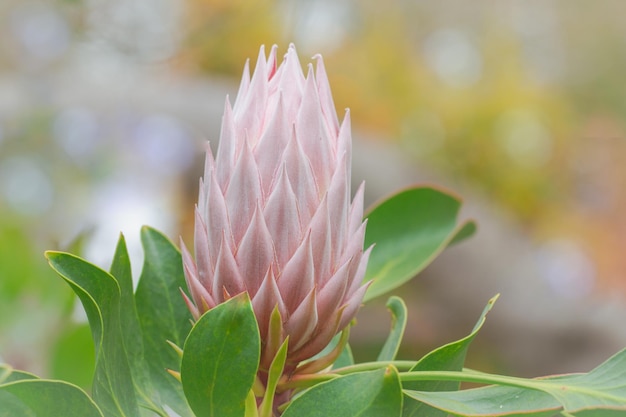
[180,0,626,299]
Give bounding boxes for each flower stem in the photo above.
[333,360,417,374]
[281,365,550,394]
[277,373,338,392]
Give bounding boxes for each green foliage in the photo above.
[1,186,624,416]
[363,186,476,302]
[377,296,408,362]
[410,385,560,417]
[109,235,153,408]
[259,338,289,417]
[281,367,403,417]
[44,227,194,417]
[181,293,260,417]
[403,345,626,416]
[0,380,104,417]
[402,294,498,417]
[46,251,140,417]
[134,227,194,416]
[0,366,103,417]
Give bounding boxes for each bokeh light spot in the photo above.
[422,28,483,88]
[494,109,553,168]
[53,107,101,163]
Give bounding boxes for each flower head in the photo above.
[181,44,370,369]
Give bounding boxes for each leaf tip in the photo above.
[44,250,59,260]
[385,295,407,310]
[233,291,252,305]
[449,219,478,246]
[139,225,157,239]
[489,293,501,305]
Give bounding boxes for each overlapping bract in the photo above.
[181,44,371,368]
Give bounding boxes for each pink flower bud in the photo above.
[181,44,371,369]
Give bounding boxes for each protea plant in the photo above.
[181,44,370,378]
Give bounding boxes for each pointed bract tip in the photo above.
[166,340,184,358]
[166,369,181,382]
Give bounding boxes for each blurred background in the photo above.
[2,0,626,388]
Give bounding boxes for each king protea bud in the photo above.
[181,44,371,371]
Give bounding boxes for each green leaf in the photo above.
[46,251,140,417]
[449,220,477,246]
[282,366,403,417]
[109,234,167,415]
[134,226,194,416]
[377,297,408,362]
[110,234,143,365]
[259,338,289,417]
[181,293,260,417]
[363,186,476,302]
[0,379,104,417]
[403,346,626,416]
[403,294,499,417]
[405,384,559,417]
[245,390,260,417]
[538,350,626,412]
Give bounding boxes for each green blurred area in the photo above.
[2,0,626,383]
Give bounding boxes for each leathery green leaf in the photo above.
[245,390,259,417]
[403,346,626,416]
[363,186,475,302]
[181,293,260,417]
[46,251,139,417]
[0,379,104,417]
[110,234,144,373]
[109,234,167,415]
[259,338,289,417]
[403,294,499,417]
[405,384,560,417]
[135,226,194,417]
[281,366,403,417]
[377,296,408,362]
